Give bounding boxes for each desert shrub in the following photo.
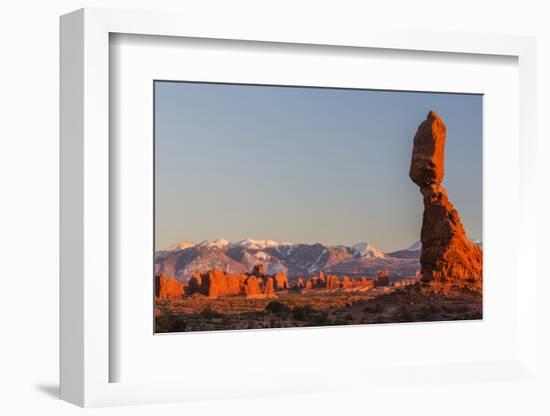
[265,300,291,315]
[171,317,188,331]
[395,306,414,322]
[311,311,331,326]
[462,311,482,320]
[221,316,233,326]
[416,304,439,321]
[200,307,223,319]
[452,304,469,313]
[155,315,172,333]
[292,305,315,321]
[364,303,384,313]
[155,315,187,333]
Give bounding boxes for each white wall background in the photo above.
[1,1,548,415]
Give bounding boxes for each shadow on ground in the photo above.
[35,383,59,399]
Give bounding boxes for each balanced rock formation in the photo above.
[155,274,184,299]
[410,111,482,288]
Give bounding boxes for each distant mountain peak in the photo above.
[407,240,422,251]
[351,242,385,258]
[164,240,195,251]
[196,238,229,249]
[278,240,295,246]
[237,238,281,250]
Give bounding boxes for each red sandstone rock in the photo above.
[359,277,373,288]
[409,111,447,187]
[410,112,482,289]
[273,272,289,290]
[243,275,262,298]
[341,276,352,289]
[296,278,305,289]
[264,277,276,298]
[419,184,483,286]
[198,269,243,299]
[203,269,223,299]
[155,274,167,298]
[304,280,312,290]
[155,274,184,299]
[165,278,184,298]
[225,273,243,295]
[326,274,340,289]
[311,272,327,288]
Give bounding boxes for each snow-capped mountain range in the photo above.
[406,240,422,251]
[154,238,442,282]
[159,238,387,257]
[351,242,386,258]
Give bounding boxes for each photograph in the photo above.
[0,0,543,412]
[153,81,483,333]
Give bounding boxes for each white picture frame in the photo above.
[60,7,538,408]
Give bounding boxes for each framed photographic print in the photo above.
[60,7,539,408]
[152,81,483,334]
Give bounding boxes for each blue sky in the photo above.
[155,81,482,252]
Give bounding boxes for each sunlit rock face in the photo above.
[326,274,340,289]
[199,269,246,299]
[410,111,482,289]
[273,272,289,290]
[264,277,276,299]
[155,274,184,299]
[341,276,353,289]
[243,275,263,298]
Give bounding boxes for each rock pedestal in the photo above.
[409,111,482,289]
